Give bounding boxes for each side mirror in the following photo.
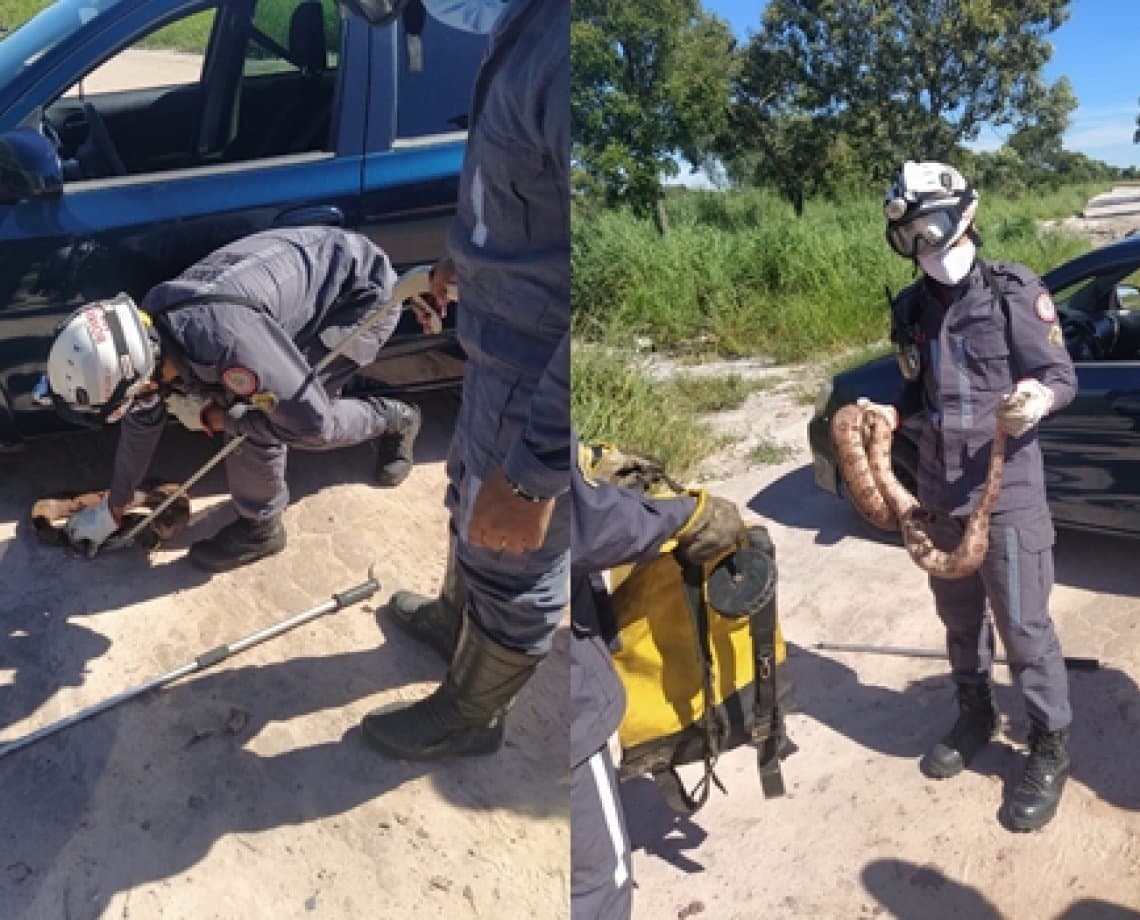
[339,0,410,26]
[1115,283,1140,311]
[0,128,62,205]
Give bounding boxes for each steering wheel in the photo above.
[82,102,127,177]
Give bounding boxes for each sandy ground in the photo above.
[623,188,1140,919]
[0,392,569,920]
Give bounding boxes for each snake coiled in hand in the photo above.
[831,403,1013,580]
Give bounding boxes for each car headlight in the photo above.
[813,380,833,415]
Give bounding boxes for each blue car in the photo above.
[0,0,486,448]
[808,236,1140,539]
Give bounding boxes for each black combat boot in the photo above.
[188,515,286,573]
[385,530,466,662]
[361,612,541,761]
[1009,723,1070,831]
[920,681,998,779]
[372,398,422,487]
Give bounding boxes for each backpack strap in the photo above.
[652,560,728,816]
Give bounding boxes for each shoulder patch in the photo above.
[1034,292,1057,323]
[222,366,259,397]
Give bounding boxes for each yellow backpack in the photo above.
[585,445,793,815]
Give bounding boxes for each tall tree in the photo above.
[729,0,1071,198]
[571,0,737,224]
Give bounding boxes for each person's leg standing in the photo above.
[979,509,1071,830]
[921,512,1000,778]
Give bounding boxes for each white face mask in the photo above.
[423,0,505,33]
[918,237,976,286]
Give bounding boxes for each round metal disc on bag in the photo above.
[706,545,776,618]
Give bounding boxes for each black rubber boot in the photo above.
[361,612,541,761]
[385,530,466,662]
[1009,724,1070,831]
[188,515,286,573]
[920,681,998,779]
[372,398,422,487]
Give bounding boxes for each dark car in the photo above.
[0,0,486,449]
[808,236,1140,539]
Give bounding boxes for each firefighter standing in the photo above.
[360,0,572,760]
[861,160,1077,830]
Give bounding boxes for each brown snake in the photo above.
[30,481,191,550]
[830,400,1020,580]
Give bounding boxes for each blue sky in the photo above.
[703,0,1140,168]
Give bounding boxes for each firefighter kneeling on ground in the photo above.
[43,227,421,572]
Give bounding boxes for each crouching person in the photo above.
[45,226,421,572]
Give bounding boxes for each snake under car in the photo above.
[808,234,1140,540]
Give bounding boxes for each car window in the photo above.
[1113,269,1140,313]
[395,12,485,143]
[63,10,212,97]
[246,0,340,77]
[1053,266,1140,363]
[220,0,342,159]
[47,0,345,183]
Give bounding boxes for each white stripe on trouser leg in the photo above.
[471,166,488,247]
[588,751,629,888]
[1005,526,1020,626]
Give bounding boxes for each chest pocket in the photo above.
[961,329,1014,392]
[467,118,553,254]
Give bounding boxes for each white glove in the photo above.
[998,378,1054,438]
[66,498,119,553]
[165,393,212,432]
[856,397,899,430]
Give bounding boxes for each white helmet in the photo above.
[46,293,157,425]
[884,161,979,258]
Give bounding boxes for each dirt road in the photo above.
[624,190,1140,919]
[0,393,568,919]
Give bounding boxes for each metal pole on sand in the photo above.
[813,641,1100,671]
[0,565,382,761]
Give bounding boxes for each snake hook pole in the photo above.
[0,565,382,762]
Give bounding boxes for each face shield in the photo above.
[885,204,968,258]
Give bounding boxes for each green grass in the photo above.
[748,440,797,465]
[668,373,780,413]
[572,181,1102,467]
[572,184,1098,364]
[0,2,339,56]
[572,346,722,477]
[0,0,45,31]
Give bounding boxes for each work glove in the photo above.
[856,397,899,430]
[66,497,120,554]
[998,378,1054,438]
[674,494,749,566]
[165,393,213,432]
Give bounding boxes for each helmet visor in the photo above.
[886,209,959,258]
